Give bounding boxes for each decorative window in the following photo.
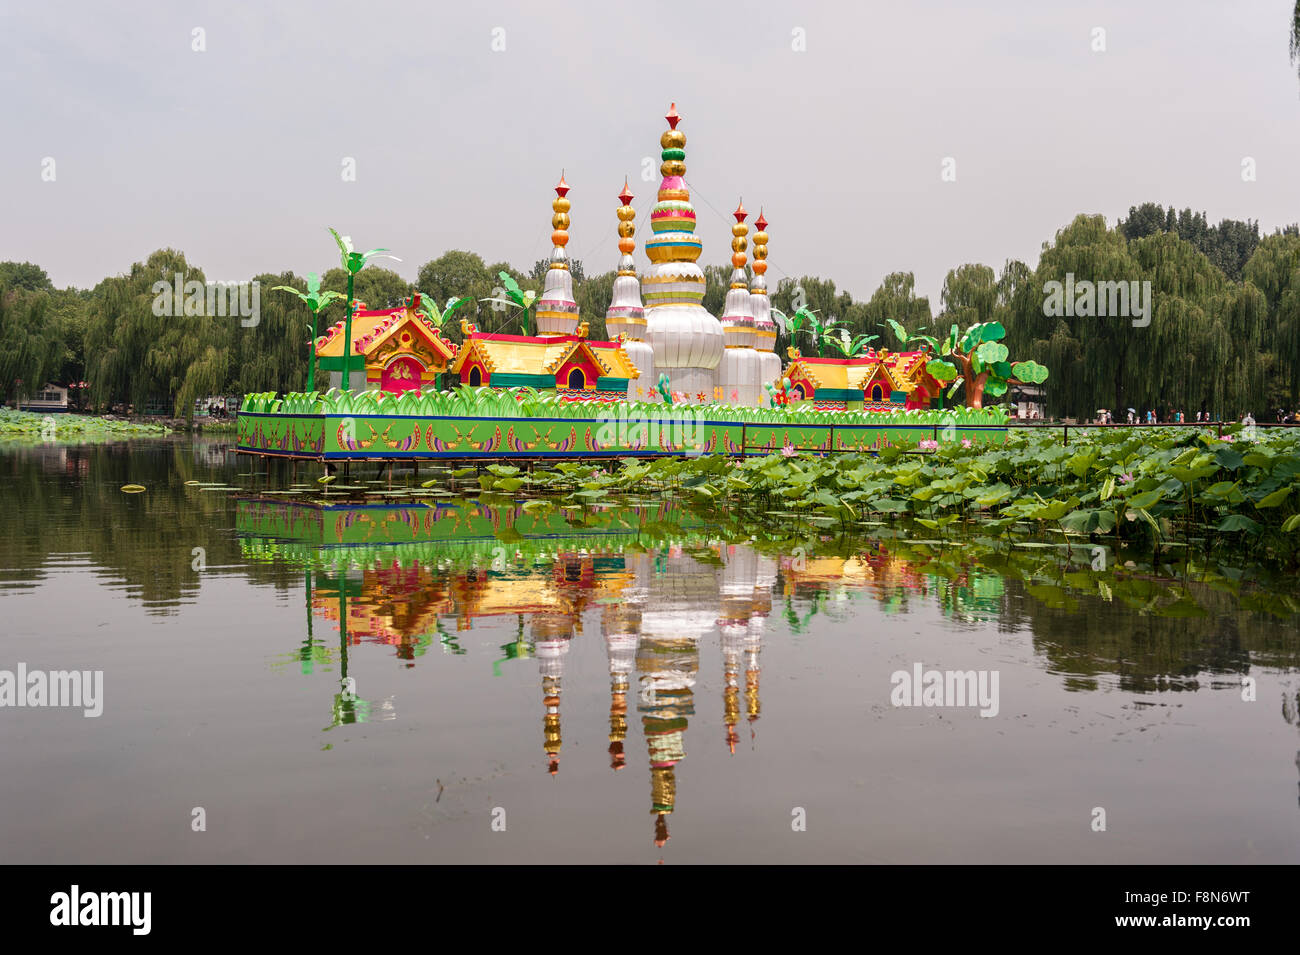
[468,366,482,387]
[567,368,586,389]
[870,384,884,401]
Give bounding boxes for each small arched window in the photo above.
[468,366,482,387]
[567,368,586,389]
[871,384,883,401]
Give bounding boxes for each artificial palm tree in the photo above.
[328,228,400,390]
[269,273,345,392]
[823,328,880,358]
[479,271,538,336]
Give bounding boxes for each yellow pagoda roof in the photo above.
[786,351,933,394]
[587,341,642,379]
[450,333,639,379]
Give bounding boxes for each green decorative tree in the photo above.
[771,306,829,355]
[327,229,400,391]
[823,327,879,358]
[413,291,473,330]
[887,318,1048,409]
[479,271,538,336]
[269,273,345,392]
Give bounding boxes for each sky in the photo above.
[2,0,1299,305]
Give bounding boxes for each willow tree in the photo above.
[1019,216,1145,416]
[84,249,212,413]
[862,272,933,339]
[1243,232,1300,408]
[1292,1,1300,90]
[270,273,344,392]
[0,284,64,406]
[233,271,315,397]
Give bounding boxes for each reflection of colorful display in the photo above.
[243,499,1288,845]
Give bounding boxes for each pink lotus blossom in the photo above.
[961,438,972,448]
[1119,472,1134,484]
[1221,434,1235,443]
[918,439,939,451]
[781,444,798,458]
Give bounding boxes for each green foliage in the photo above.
[513,425,1300,568]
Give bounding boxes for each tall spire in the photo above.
[751,209,773,350]
[606,179,656,399]
[750,209,782,394]
[536,172,580,337]
[642,102,724,402]
[720,200,754,349]
[605,179,646,342]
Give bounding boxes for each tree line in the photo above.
[2,203,1297,420]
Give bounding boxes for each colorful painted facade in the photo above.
[450,327,639,400]
[784,349,944,411]
[315,295,458,394]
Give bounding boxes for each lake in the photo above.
[2,437,1298,863]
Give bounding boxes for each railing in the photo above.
[1005,420,1299,445]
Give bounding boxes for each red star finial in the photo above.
[618,179,633,206]
[666,102,680,129]
[555,171,570,198]
[755,209,768,231]
[733,200,748,223]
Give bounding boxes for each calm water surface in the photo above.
[2,438,1299,863]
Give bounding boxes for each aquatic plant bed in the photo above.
[552,425,1300,569]
[236,387,1007,459]
[0,407,171,439]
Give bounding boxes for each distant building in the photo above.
[1008,383,1045,419]
[20,383,69,413]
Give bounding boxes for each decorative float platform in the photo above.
[234,389,1010,462]
[237,103,1040,467]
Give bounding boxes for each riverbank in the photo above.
[0,408,243,439]
[0,407,172,439]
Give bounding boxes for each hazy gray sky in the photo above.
[3,0,1298,305]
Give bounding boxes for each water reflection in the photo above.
[234,495,1300,844]
[4,440,1300,857]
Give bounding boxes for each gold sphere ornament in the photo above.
[616,205,636,222]
[731,223,748,237]
[660,129,686,149]
[753,246,767,260]
[752,231,768,245]
[660,160,686,177]
[618,220,635,238]
[553,197,571,214]
[552,213,570,231]
[731,236,747,253]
